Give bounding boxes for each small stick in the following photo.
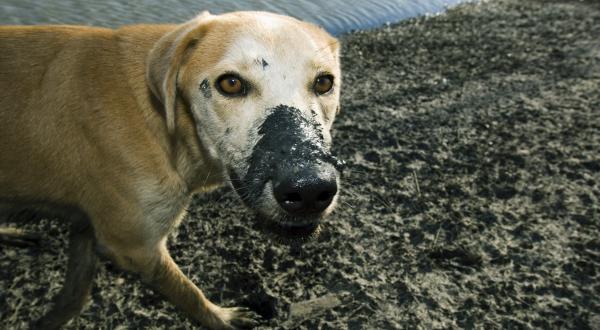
[412,170,421,197]
[0,227,41,247]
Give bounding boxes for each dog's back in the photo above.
[0,26,114,116]
[1,26,113,204]
[0,26,177,210]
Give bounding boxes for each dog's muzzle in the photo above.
[231,105,341,232]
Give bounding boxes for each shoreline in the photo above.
[0,0,471,36]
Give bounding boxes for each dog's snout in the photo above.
[273,168,338,216]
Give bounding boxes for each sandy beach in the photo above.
[1,0,599,328]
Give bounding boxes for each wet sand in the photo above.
[1,0,599,328]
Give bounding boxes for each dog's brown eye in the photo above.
[314,74,334,95]
[217,74,246,96]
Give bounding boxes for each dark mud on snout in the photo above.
[1,0,599,329]
[231,105,341,206]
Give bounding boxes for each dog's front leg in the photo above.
[113,242,259,329]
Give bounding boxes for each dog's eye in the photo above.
[314,74,334,95]
[216,74,246,96]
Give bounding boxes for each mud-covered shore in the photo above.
[1,0,599,328]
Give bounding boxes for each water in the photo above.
[0,0,470,35]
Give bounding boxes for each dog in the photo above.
[0,10,342,329]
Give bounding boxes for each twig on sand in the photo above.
[431,224,443,250]
[0,227,40,247]
[412,170,421,198]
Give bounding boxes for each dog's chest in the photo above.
[136,178,191,239]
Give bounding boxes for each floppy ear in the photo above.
[146,12,211,135]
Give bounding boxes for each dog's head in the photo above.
[147,11,342,239]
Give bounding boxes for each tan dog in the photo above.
[0,11,342,329]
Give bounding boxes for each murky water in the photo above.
[0,0,470,35]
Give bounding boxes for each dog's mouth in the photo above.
[253,216,322,242]
[273,221,321,239]
[227,164,335,242]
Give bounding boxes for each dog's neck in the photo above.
[115,25,225,193]
[172,96,226,192]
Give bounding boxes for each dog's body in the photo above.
[0,11,341,329]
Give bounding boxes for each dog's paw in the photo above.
[225,306,262,329]
[209,305,261,329]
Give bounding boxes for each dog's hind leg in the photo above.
[33,217,98,330]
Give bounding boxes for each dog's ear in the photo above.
[146,12,212,135]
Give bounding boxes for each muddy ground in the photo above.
[1,0,599,329]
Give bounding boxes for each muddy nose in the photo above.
[273,168,338,215]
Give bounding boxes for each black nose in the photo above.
[273,168,338,216]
